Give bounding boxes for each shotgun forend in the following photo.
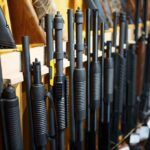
[54,11,68,150]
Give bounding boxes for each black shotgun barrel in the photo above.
[74,8,86,150]
[54,11,68,150]
[45,14,56,150]
[67,9,75,150]
[22,36,36,150]
[85,8,91,150]
[31,59,48,150]
[2,84,23,150]
[90,9,101,150]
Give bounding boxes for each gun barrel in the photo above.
[22,36,36,150]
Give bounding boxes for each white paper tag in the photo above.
[129,133,140,145]
[139,126,149,140]
[119,145,130,150]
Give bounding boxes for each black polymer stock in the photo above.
[74,8,86,150]
[45,14,56,150]
[23,36,49,150]
[54,12,68,150]
[90,9,101,150]
[0,60,23,150]
[67,9,75,150]
[85,8,91,150]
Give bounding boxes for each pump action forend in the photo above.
[103,41,114,150]
[74,8,86,150]
[67,9,76,150]
[86,8,91,150]
[54,12,68,150]
[90,9,101,150]
[45,14,56,150]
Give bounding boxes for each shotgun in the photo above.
[31,58,49,150]
[67,9,76,150]
[45,14,56,150]
[126,44,137,134]
[90,9,101,150]
[74,8,86,150]
[54,12,68,150]
[141,33,150,120]
[85,8,91,150]
[22,36,36,150]
[99,22,105,150]
[135,0,146,123]
[1,84,23,150]
[111,12,119,144]
[100,41,114,150]
[112,12,126,144]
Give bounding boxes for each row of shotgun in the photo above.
[0,1,150,150]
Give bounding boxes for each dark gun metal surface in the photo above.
[85,8,91,150]
[45,14,56,150]
[74,8,86,150]
[86,0,109,29]
[90,9,101,150]
[67,9,76,150]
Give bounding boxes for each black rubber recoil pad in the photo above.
[3,96,23,150]
[31,84,48,146]
[54,76,67,130]
[74,69,86,121]
[104,58,114,103]
[90,62,101,109]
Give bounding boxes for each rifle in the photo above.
[67,9,75,150]
[45,14,56,150]
[74,8,86,150]
[85,8,91,150]
[90,9,101,150]
[0,7,16,48]
[86,0,109,28]
[53,12,68,150]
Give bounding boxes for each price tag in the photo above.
[119,145,130,150]
[129,133,140,145]
[136,126,149,141]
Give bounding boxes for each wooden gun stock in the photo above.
[7,0,46,44]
